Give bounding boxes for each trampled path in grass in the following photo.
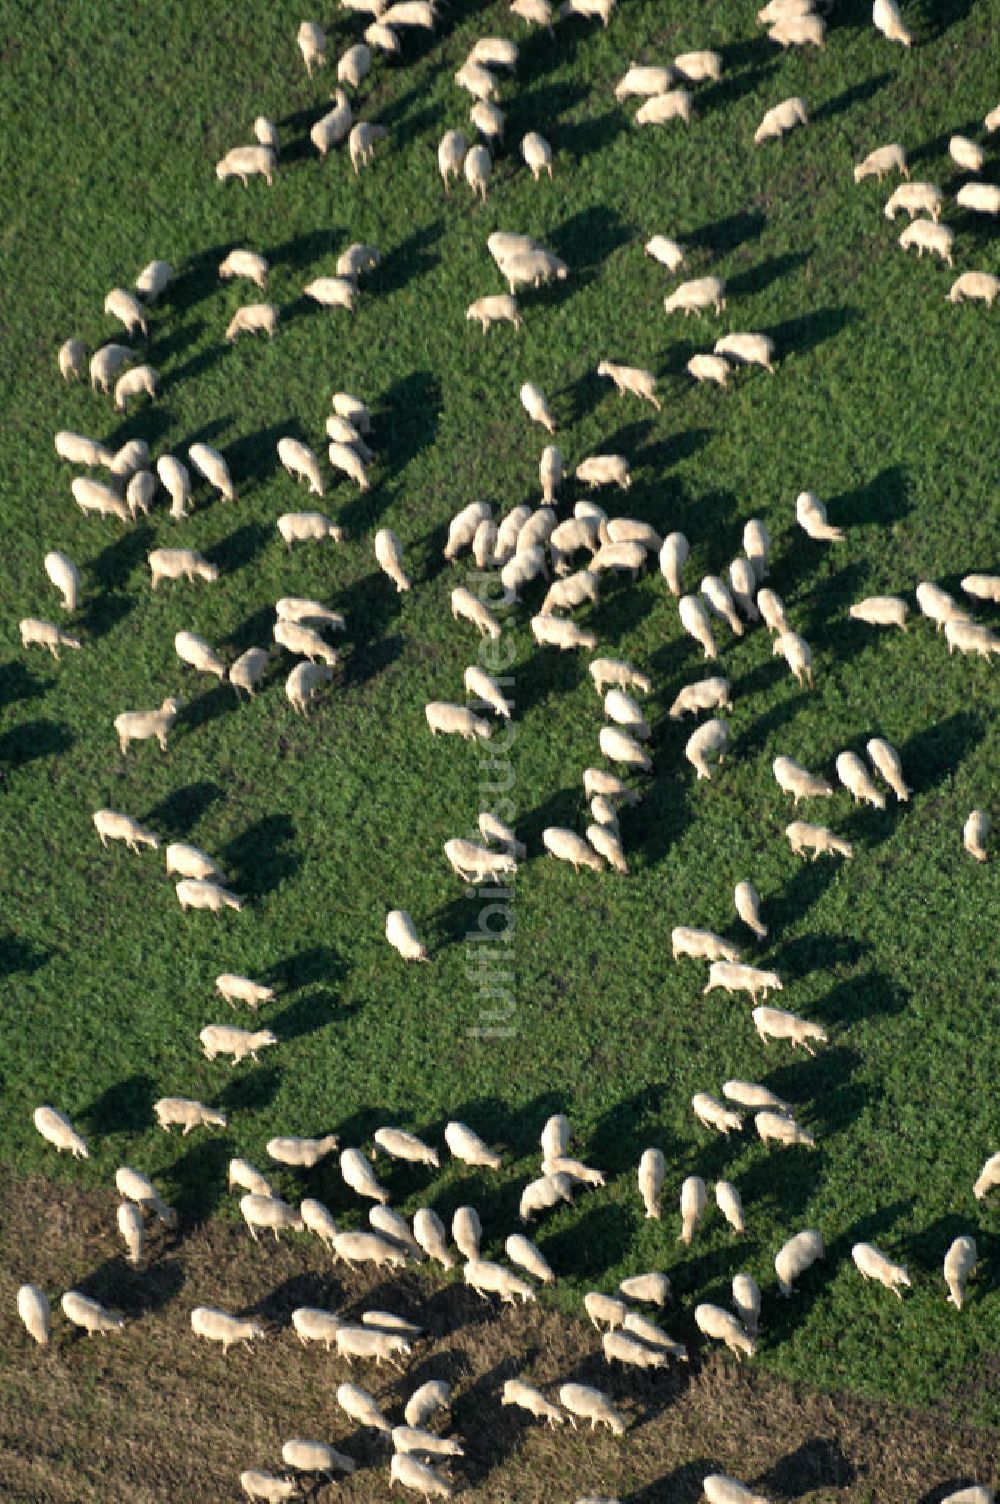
[0,0,998,1443]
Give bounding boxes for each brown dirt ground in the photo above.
[0,1172,995,1504]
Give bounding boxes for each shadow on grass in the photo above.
[727,251,810,300]
[758,1437,856,1496]
[165,1136,235,1227]
[219,814,299,898]
[369,222,444,295]
[684,206,766,254]
[0,660,52,710]
[75,1253,185,1323]
[901,712,985,795]
[144,780,224,838]
[551,204,634,269]
[0,932,50,978]
[0,719,74,771]
[764,304,859,358]
[217,1065,281,1118]
[267,225,344,270]
[267,944,345,993]
[627,1459,719,1504]
[87,522,156,590]
[814,73,893,124]
[78,1072,158,1136]
[204,521,272,577]
[559,107,626,159]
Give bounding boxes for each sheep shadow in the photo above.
[217,1065,282,1118]
[757,1438,856,1497]
[0,719,74,771]
[87,522,156,590]
[204,522,272,577]
[225,605,277,658]
[901,712,985,795]
[100,406,174,455]
[528,1201,636,1282]
[269,990,343,1043]
[763,304,859,358]
[559,107,626,159]
[771,931,866,982]
[561,364,614,423]
[267,226,344,270]
[169,242,240,316]
[514,782,592,860]
[180,682,235,736]
[700,61,779,114]
[813,72,893,124]
[219,813,299,898]
[165,1137,235,1226]
[77,589,136,642]
[829,466,911,528]
[684,206,766,254]
[224,423,292,489]
[514,642,587,717]
[726,251,811,300]
[811,969,908,1031]
[162,344,227,392]
[266,945,345,993]
[920,0,977,42]
[143,780,224,839]
[0,660,52,710]
[551,205,633,269]
[74,1253,185,1323]
[627,1459,719,1504]
[908,118,984,171]
[78,1073,158,1137]
[369,223,444,296]
[763,1045,867,1135]
[146,319,207,370]
[0,933,50,979]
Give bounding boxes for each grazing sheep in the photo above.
[704,1476,771,1504]
[479,811,525,855]
[558,1384,626,1435]
[716,1181,746,1234]
[873,0,912,45]
[506,1234,555,1284]
[949,135,984,173]
[679,1175,707,1244]
[412,1208,454,1267]
[945,619,1000,660]
[899,218,954,266]
[311,93,353,157]
[938,1492,993,1504]
[849,595,909,630]
[33,1105,88,1159]
[617,64,673,99]
[267,1134,339,1168]
[671,927,741,963]
[753,1005,828,1054]
[957,182,1000,216]
[154,1097,227,1134]
[853,1242,911,1296]
[465,666,513,720]
[679,595,719,659]
[774,630,814,687]
[694,1303,755,1358]
[502,1379,565,1426]
[445,1119,502,1169]
[105,287,148,337]
[754,95,808,144]
[390,1453,453,1499]
[637,1147,665,1219]
[583,768,640,805]
[405,1381,452,1429]
[916,581,969,631]
[797,491,844,542]
[471,35,518,68]
[674,49,722,80]
[591,539,647,577]
[988,105,1000,132]
[688,353,730,387]
[274,620,339,666]
[685,718,729,780]
[20,619,82,659]
[336,1382,391,1431]
[470,101,505,149]
[543,1154,606,1188]
[693,1094,744,1136]
[604,687,648,736]
[177,878,242,912]
[58,339,86,382]
[17,1285,51,1346]
[305,276,355,312]
[230,647,273,699]
[230,1160,275,1197]
[756,1110,815,1148]
[220,248,269,290]
[732,1273,760,1337]
[54,430,114,467]
[599,726,652,772]
[391,1425,462,1461]
[522,132,553,180]
[448,1207,481,1262]
[724,1080,791,1114]
[660,531,690,595]
[225,303,279,342]
[386,910,428,961]
[282,1439,355,1477]
[445,500,492,561]
[61,1291,124,1336]
[338,41,371,88]
[589,658,651,695]
[645,234,685,270]
[90,342,133,392]
[769,12,825,44]
[382,0,437,27]
[786,821,853,859]
[467,294,522,332]
[702,575,743,635]
[340,1147,390,1204]
[973,1151,1000,1199]
[948,272,1000,307]
[277,512,345,550]
[715,332,776,373]
[636,89,692,127]
[735,881,767,938]
[71,477,130,522]
[885,182,943,221]
[464,1259,536,1304]
[664,276,726,317]
[604,1330,668,1370]
[200,1024,275,1063]
[444,837,516,883]
[297,19,326,73]
[586,821,627,872]
[188,441,236,500]
[620,1272,671,1306]
[520,1173,575,1222]
[336,243,381,281]
[836,750,886,807]
[503,249,569,294]
[744,520,772,584]
[963,809,989,862]
[773,755,833,804]
[775,1229,824,1295]
[438,129,468,189]
[336,1324,411,1369]
[455,59,499,100]
[240,1193,303,1243]
[216,144,276,185]
[865,738,910,801]
[560,0,615,21]
[126,469,156,519]
[854,143,909,183]
[114,696,182,755]
[451,586,501,639]
[943,1234,977,1309]
[531,614,597,651]
[240,1474,296,1504]
[520,382,556,432]
[175,630,227,682]
[426,702,492,742]
[465,142,492,199]
[597,359,660,408]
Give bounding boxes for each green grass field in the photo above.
[2,0,999,1469]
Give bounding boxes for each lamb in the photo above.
[465,1259,537,1304]
[58,339,86,382]
[768,12,825,44]
[704,1475,772,1504]
[754,96,808,144]
[599,726,652,772]
[230,648,273,699]
[854,143,909,183]
[522,132,553,180]
[520,1173,576,1222]
[948,272,1000,307]
[532,615,597,651]
[502,249,568,294]
[836,750,886,807]
[756,1110,815,1148]
[694,1303,755,1358]
[333,1230,408,1269]
[645,234,685,270]
[957,183,1000,216]
[945,619,1000,660]
[604,1329,668,1370]
[638,1147,665,1219]
[200,1024,276,1063]
[465,143,492,199]
[413,1208,455,1267]
[405,1380,452,1428]
[775,1228,824,1295]
[33,1105,88,1159]
[451,587,501,639]
[664,276,726,317]
[849,595,909,630]
[466,666,513,719]
[114,696,182,755]
[616,65,673,99]
[596,359,660,409]
[391,1425,462,1461]
[219,248,269,290]
[786,820,853,859]
[660,532,690,594]
[506,1233,555,1284]
[679,1175,707,1244]
[455,60,499,100]
[590,658,651,695]
[304,277,356,312]
[336,1324,412,1369]
[216,144,276,185]
[916,581,968,630]
[267,1134,339,1168]
[724,1080,791,1114]
[229,1160,275,1197]
[797,491,844,542]
[873,0,912,46]
[753,1005,828,1054]
[282,1439,355,1478]
[54,430,114,467]
[104,287,148,338]
[635,89,693,127]
[338,41,371,87]
[177,878,243,912]
[732,1273,760,1337]
[583,768,641,804]
[963,809,989,862]
[520,382,556,433]
[71,477,130,522]
[311,95,352,158]
[899,218,954,267]
[973,1151,1000,1198]
[678,595,719,659]
[735,881,767,938]
[390,1453,454,1499]
[90,343,134,391]
[336,1382,391,1432]
[445,1119,502,1169]
[444,837,516,883]
[773,755,833,803]
[692,1093,744,1135]
[277,513,345,550]
[702,576,744,635]
[61,1291,125,1336]
[853,1241,911,1296]
[292,1307,342,1348]
[943,1234,977,1309]
[557,1384,626,1435]
[774,630,814,687]
[714,332,776,374]
[745,520,772,583]
[241,1192,303,1243]
[688,353,731,388]
[502,1379,565,1427]
[884,182,943,221]
[467,294,522,332]
[225,303,279,342]
[17,1285,51,1346]
[438,129,468,189]
[297,19,326,74]
[716,1180,746,1234]
[685,718,729,780]
[154,1097,227,1134]
[175,630,227,682]
[671,927,741,963]
[19,619,82,659]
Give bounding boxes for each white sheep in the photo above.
[445,1119,502,1169]
[753,1004,828,1054]
[559,0,615,21]
[465,666,513,720]
[948,272,1000,307]
[336,243,381,282]
[674,49,722,81]
[957,182,1000,216]
[714,332,776,373]
[267,1134,340,1168]
[915,581,967,632]
[230,647,273,699]
[963,809,989,862]
[229,1160,275,1197]
[297,19,326,73]
[775,1228,824,1295]
[216,143,276,185]
[117,1166,176,1224]
[479,811,525,856]
[464,142,492,199]
[20,618,82,659]
[471,35,518,68]
[520,381,556,432]
[694,1303,755,1357]
[240,1471,296,1504]
[166,841,222,883]
[591,539,647,577]
[467,294,522,332]
[282,1439,355,1478]
[325,413,373,460]
[506,1233,555,1284]
[899,218,954,266]
[520,1173,575,1222]
[732,1273,760,1336]
[590,658,651,695]
[114,696,182,755]
[786,820,853,859]
[154,1097,227,1134]
[186,441,236,502]
[465,1258,536,1305]
[405,1380,452,1429]
[54,429,114,466]
[174,630,227,682]
[943,1234,977,1309]
[945,619,1000,660]
[390,1453,453,1499]
[412,1207,454,1267]
[603,1329,667,1371]
[854,142,909,183]
[873,0,912,45]
[386,910,428,961]
[336,1324,411,1369]
[293,1204,338,1252]
[773,755,833,803]
[729,559,758,621]
[635,89,692,127]
[599,726,652,772]
[391,1424,462,1461]
[71,476,130,522]
[659,531,689,595]
[338,41,371,88]
[90,342,133,392]
[948,134,984,174]
[769,12,825,44]
[292,1306,342,1348]
[685,717,729,780]
[425,702,492,742]
[125,469,156,519]
[679,1175,707,1244]
[455,59,499,100]
[604,687,648,738]
[502,1378,565,1426]
[219,248,269,290]
[274,622,338,667]
[276,512,345,551]
[557,1383,626,1435]
[745,520,772,583]
[692,1093,744,1135]
[503,248,569,294]
[241,1192,303,1242]
[756,1110,815,1149]
[849,595,909,630]
[450,1206,481,1262]
[200,1024,275,1062]
[177,877,243,913]
[444,500,491,561]
[754,95,808,144]
[702,575,743,635]
[336,1382,391,1432]
[678,595,719,659]
[620,1271,671,1306]
[774,630,814,687]
[671,927,741,963]
[444,837,516,883]
[333,1230,407,1270]
[937,1491,993,1504]
[853,1241,911,1296]
[617,64,673,99]
[645,234,685,270]
[311,94,353,157]
[704,1476,771,1504]
[596,359,660,409]
[884,182,943,221]
[688,353,730,388]
[583,767,641,804]
[340,1146,390,1203]
[734,881,767,938]
[91,809,158,855]
[254,117,278,155]
[836,750,886,807]
[522,131,553,180]
[61,1291,125,1336]
[105,287,148,337]
[664,276,726,317]
[17,1284,51,1346]
[471,98,505,147]
[224,301,280,346]
[796,491,844,542]
[437,129,468,189]
[451,586,501,638]
[58,338,86,382]
[586,823,626,872]
[716,1180,746,1234]
[865,737,910,801]
[634,1147,665,1219]
[973,1151,1000,1199]
[33,1105,88,1159]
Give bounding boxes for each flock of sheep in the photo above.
[11,0,1000,1498]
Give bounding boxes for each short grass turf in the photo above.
[1,0,999,1436]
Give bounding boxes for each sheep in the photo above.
[412,1208,454,1268]
[702,576,743,635]
[506,1233,555,1284]
[585,818,628,872]
[753,1005,828,1054]
[786,821,853,860]
[383,909,429,963]
[445,1119,502,1169]
[465,1258,537,1304]
[231,647,273,699]
[252,117,278,156]
[502,249,568,294]
[674,49,723,81]
[173,630,227,682]
[292,1307,343,1348]
[336,1382,391,1431]
[604,687,649,736]
[899,218,954,266]
[645,234,685,270]
[714,332,776,374]
[521,381,556,433]
[113,697,182,757]
[282,1439,355,1478]
[775,1228,824,1295]
[916,580,969,631]
[635,89,692,127]
[664,276,726,317]
[728,555,757,617]
[620,1272,671,1306]
[873,0,911,45]
[90,342,134,392]
[836,750,886,808]
[444,837,516,883]
[437,129,468,189]
[503,1379,565,1426]
[964,809,989,862]
[229,1159,275,1198]
[274,620,339,668]
[617,64,673,99]
[679,1175,707,1244]
[311,94,353,158]
[520,1173,576,1222]
[17,1285,51,1346]
[724,1081,792,1116]
[694,1303,756,1358]
[948,272,1000,307]
[774,630,814,687]
[455,59,499,100]
[390,1453,454,1499]
[240,1474,296,1504]
[125,468,156,519]
[338,40,371,89]
[61,1291,125,1336]
[757,0,815,22]
[511,0,554,26]
[671,927,741,963]
[464,142,492,199]
[754,96,808,145]
[169,845,226,887]
[225,303,279,343]
[445,500,492,561]
[854,143,909,184]
[636,1146,666,1219]
[33,1105,88,1159]
[467,293,522,332]
[596,359,660,409]
[335,1230,409,1269]
[942,1234,977,1309]
[470,100,505,150]
[604,1329,668,1371]
[957,182,1000,216]
[599,726,652,773]
[177,877,243,913]
[220,248,269,290]
[688,354,730,388]
[325,414,373,461]
[543,1154,606,1187]
[267,1134,339,1168]
[111,439,149,480]
[528,615,593,653]
[297,19,326,72]
[732,1273,761,1338]
[768,12,825,44]
[756,1109,815,1149]
[591,540,647,577]
[745,520,772,584]
[773,755,833,804]
[392,1425,463,1461]
[340,1146,390,1204]
[241,1192,303,1243]
[465,667,513,722]
[522,131,553,180]
[154,1097,227,1134]
[58,338,86,382]
[558,1384,626,1435]
[104,287,148,337]
[541,1114,571,1161]
[853,1241,911,1296]
[405,1381,452,1429]
[692,1093,744,1136]
[678,595,719,659]
[938,1492,993,1504]
[479,812,525,857]
[336,243,381,282]
[216,144,276,185]
[71,477,130,523]
[885,182,943,221]
[445,1206,479,1263]
[864,737,910,803]
[947,135,984,175]
[336,1324,412,1369]
[734,881,767,939]
[115,1166,177,1228]
[796,491,844,542]
[188,441,236,501]
[849,595,909,630]
[945,619,1000,660]
[451,586,501,639]
[91,809,159,857]
[659,531,690,595]
[590,658,651,695]
[304,276,356,312]
[277,513,345,550]
[704,1476,772,1504]
[384,0,436,24]
[685,718,729,781]
[716,1180,746,1234]
[974,1151,1000,1199]
[584,768,641,804]
[19,618,82,659]
[54,430,114,467]
[369,1209,423,1261]
[200,1024,275,1063]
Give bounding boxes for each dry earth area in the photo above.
[1,1173,995,1503]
